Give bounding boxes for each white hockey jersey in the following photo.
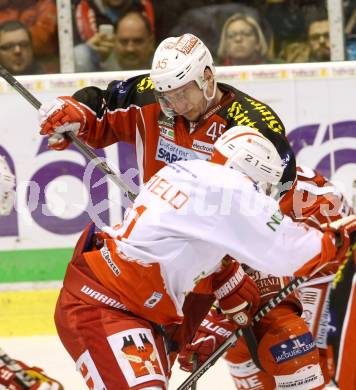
[83,160,337,325]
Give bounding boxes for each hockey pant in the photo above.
[224,303,325,390]
[55,287,171,390]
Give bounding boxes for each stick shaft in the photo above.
[177,276,307,390]
[0,65,137,202]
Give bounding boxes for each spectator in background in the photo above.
[307,15,330,61]
[73,0,155,72]
[216,13,270,65]
[0,0,58,73]
[168,3,273,62]
[0,20,43,75]
[74,0,154,43]
[279,8,330,63]
[75,9,154,72]
[113,10,154,70]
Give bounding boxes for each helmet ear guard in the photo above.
[212,126,296,198]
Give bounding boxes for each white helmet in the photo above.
[212,126,293,189]
[150,33,215,93]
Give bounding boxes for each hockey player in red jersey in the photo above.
[179,128,353,389]
[38,32,294,376]
[0,156,64,389]
[38,33,287,182]
[54,127,355,389]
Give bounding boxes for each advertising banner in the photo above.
[0,63,355,278]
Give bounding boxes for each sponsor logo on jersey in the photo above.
[155,136,208,164]
[214,266,245,299]
[270,332,316,364]
[227,101,257,128]
[244,97,284,134]
[159,126,175,140]
[100,246,121,276]
[275,364,323,389]
[144,291,163,308]
[266,209,284,231]
[116,80,130,94]
[136,77,154,93]
[201,319,233,338]
[191,139,214,155]
[81,285,128,310]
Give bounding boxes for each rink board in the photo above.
[0,62,350,388]
[0,62,356,283]
[0,62,356,264]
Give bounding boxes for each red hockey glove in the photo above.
[178,308,235,372]
[318,215,356,276]
[39,96,87,150]
[0,348,64,389]
[213,261,260,327]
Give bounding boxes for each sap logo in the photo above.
[157,148,184,163]
[266,209,284,231]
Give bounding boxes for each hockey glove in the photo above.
[317,215,356,275]
[213,261,260,327]
[178,307,235,372]
[0,348,64,389]
[39,96,87,150]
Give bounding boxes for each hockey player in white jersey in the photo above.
[179,127,353,389]
[54,127,355,389]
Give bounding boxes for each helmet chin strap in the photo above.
[202,78,217,111]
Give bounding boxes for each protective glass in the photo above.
[154,81,200,117]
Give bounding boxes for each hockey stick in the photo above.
[177,275,307,390]
[191,353,198,390]
[0,65,137,202]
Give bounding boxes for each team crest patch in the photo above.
[107,328,166,387]
[144,291,163,308]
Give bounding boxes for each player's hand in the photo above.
[178,308,235,372]
[39,96,87,150]
[213,261,260,326]
[320,215,356,274]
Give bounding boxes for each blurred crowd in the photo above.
[0,0,355,75]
